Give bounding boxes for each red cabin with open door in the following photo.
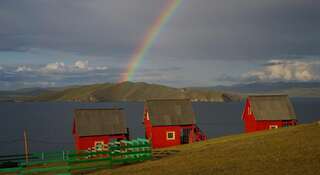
[72,108,129,150]
[143,99,206,148]
[242,95,297,133]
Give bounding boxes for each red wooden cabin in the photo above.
[242,95,297,133]
[143,99,206,148]
[73,108,129,150]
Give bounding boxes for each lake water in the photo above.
[0,98,319,155]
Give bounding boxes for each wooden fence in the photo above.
[0,138,152,174]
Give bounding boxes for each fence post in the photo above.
[23,129,29,164]
[66,151,69,160]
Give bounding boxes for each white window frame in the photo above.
[94,141,104,146]
[166,131,175,140]
[146,112,150,120]
[93,141,105,151]
[269,125,278,129]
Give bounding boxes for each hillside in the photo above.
[30,82,241,102]
[208,82,320,97]
[0,88,59,102]
[273,87,320,97]
[93,122,320,175]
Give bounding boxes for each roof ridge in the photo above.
[249,94,296,120]
[75,108,123,111]
[248,94,288,97]
[146,98,190,102]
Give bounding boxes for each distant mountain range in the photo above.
[0,88,57,102]
[1,81,319,103]
[196,82,320,97]
[0,82,240,102]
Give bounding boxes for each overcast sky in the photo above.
[0,0,320,89]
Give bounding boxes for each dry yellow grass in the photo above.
[92,122,320,175]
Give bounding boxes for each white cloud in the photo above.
[41,62,66,72]
[0,66,3,70]
[95,66,108,71]
[72,60,110,71]
[0,60,115,90]
[22,81,56,87]
[16,66,33,72]
[38,60,109,73]
[74,60,89,70]
[242,59,320,82]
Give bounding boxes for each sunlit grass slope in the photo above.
[93,122,320,175]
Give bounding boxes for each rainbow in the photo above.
[118,0,182,82]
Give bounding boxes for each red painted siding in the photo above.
[242,99,256,132]
[74,134,127,150]
[73,118,128,150]
[257,120,297,130]
[148,125,195,148]
[150,126,181,148]
[242,98,297,133]
[144,109,195,148]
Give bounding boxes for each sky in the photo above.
[0,0,320,90]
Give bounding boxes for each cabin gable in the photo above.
[143,109,153,140]
[143,99,206,148]
[242,95,298,133]
[73,108,129,150]
[249,95,296,121]
[145,99,196,126]
[242,99,257,132]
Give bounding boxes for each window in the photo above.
[269,125,278,129]
[166,131,175,140]
[94,141,105,151]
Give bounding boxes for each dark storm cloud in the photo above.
[0,0,320,60]
[0,0,165,56]
[153,0,320,60]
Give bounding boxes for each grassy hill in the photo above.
[207,82,320,97]
[93,122,320,175]
[273,87,320,97]
[0,87,58,102]
[30,82,241,102]
[238,88,320,99]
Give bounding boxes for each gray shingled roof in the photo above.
[74,108,127,137]
[145,99,196,126]
[249,95,297,120]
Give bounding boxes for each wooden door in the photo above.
[181,128,191,144]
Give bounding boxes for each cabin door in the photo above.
[181,128,191,144]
